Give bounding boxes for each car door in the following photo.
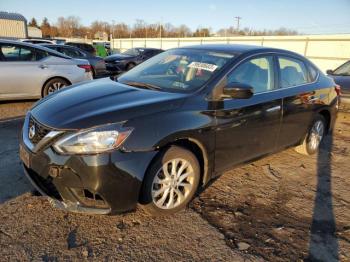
[0,44,50,99]
[214,55,283,173]
[275,55,317,149]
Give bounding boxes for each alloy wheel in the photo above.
[151,158,195,209]
[47,82,66,94]
[308,120,325,151]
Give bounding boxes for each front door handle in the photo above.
[266,105,281,113]
[307,97,319,102]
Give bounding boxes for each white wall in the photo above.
[111,34,350,72]
[28,26,42,38]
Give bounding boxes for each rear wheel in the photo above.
[295,115,326,155]
[140,146,200,216]
[43,78,69,97]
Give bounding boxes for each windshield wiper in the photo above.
[122,81,162,91]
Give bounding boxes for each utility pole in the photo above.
[235,16,242,32]
[159,17,164,39]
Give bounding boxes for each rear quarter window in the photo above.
[308,64,319,82]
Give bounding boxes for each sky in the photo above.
[1,0,350,34]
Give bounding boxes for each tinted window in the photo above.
[227,56,275,93]
[66,43,94,53]
[333,61,350,76]
[122,48,140,56]
[35,50,48,60]
[0,45,47,61]
[61,47,82,58]
[143,50,157,58]
[278,57,308,88]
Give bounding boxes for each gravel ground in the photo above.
[0,105,349,261]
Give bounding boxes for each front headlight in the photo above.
[53,123,133,154]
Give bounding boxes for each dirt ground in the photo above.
[0,103,349,261]
[0,100,35,119]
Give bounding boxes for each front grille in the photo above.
[25,166,62,201]
[28,116,50,145]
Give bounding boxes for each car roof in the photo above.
[66,42,92,46]
[0,39,71,59]
[133,47,163,51]
[42,43,87,52]
[179,44,302,57]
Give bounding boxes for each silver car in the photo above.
[0,39,93,100]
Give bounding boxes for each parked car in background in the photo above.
[0,39,93,100]
[52,39,66,45]
[20,38,55,44]
[327,60,350,103]
[104,47,164,73]
[20,45,338,216]
[42,44,108,78]
[65,42,96,56]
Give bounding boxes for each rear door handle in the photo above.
[39,64,48,69]
[266,105,281,113]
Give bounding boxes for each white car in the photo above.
[20,39,55,44]
[0,39,93,100]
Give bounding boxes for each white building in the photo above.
[28,26,42,38]
[0,11,28,39]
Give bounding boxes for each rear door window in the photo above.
[61,47,82,58]
[278,56,309,88]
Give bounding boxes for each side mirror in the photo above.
[222,82,254,99]
[326,69,334,75]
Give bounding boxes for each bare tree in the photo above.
[56,16,81,37]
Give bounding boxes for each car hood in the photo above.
[31,78,187,130]
[104,54,133,61]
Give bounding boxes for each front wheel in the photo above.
[140,146,200,216]
[295,115,326,155]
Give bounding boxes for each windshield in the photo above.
[334,61,350,76]
[118,49,234,92]
[122,48,141,56]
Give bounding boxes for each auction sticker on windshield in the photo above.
[188,62,218,72]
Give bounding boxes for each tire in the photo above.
[126,63,135,71]
[295,115,326,155]
[43,78,70,97]
[140,146,200,216]
[91,68,96,79]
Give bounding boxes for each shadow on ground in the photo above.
[307,134,339,261]
[0,118,33,204]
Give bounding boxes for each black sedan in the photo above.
[20,44,338,216]
[104,47,163,73]
[327,60,350,103]
[42,44,108,78]
[65,42,96,56]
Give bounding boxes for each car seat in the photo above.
[281,66,305,87]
